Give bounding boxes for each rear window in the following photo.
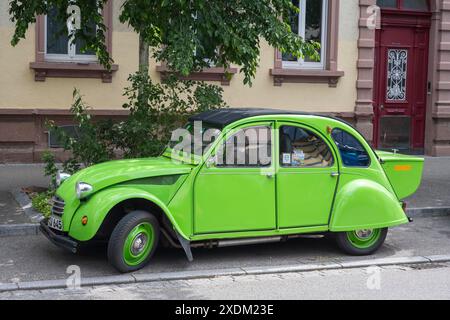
[331,129,370,167]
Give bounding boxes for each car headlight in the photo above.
[56,171,71,186]
[75,182,93,199]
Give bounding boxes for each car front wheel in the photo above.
[335,228,388,256]
[107,210,160,273]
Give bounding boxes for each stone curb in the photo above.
[11,188,44,223]
[1,254,449,293]
[132,268,244,283]
[406,206,450,217]
[0,223,39,237]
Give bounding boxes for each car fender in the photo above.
[329,179,409,232]
[68,186,189,242]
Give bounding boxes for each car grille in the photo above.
[51,196,65,217]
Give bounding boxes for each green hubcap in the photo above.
[123,222,154,266]
[346,229,381,249]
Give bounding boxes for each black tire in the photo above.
[335,228,388,256]
[107,210,160,273]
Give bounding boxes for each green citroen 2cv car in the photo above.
[40,109,424,272]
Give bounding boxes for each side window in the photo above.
[279,126,333,168]
[216,126,272,168]
[331,129,370,167]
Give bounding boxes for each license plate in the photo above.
[48,216,63,231]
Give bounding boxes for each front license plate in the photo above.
[48,216,63,231]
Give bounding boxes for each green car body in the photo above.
[40,109,424,272]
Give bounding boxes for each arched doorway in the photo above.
[373,0,431,153]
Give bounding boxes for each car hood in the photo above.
[57,157,194,198]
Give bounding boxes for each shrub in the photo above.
[112,72,226,158]
[31,191,53,218]
[42,151,58,189]
[47,90,115,173]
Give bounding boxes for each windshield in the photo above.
[166,121,222,158]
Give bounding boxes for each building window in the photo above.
[48,125,79,148]
[270,0,343,87]
[376,0,429,11]
[45,6,97,63]
[156,11,238,86]
[402,0,429,10]
[282,0,328,70]
[30,1,118,83]
[377,0,397,8]
[156,13,237,86]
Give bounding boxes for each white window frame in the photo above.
[44,4,98,63]
[282,0,328,70]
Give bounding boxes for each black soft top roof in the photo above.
[188,108,345,128]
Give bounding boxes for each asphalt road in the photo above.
[0,215,449,284]
[0,192,29,225]
[2,262,449,300]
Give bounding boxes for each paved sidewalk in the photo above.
[0,164,49,192]
[405,157,450,208]
[0,192,28,225]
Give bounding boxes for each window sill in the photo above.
[270,68,344,87]
[29,62,119,83]
[156,65,238,86]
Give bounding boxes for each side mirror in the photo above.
[206,155,217,168]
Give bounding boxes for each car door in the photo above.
[276,122,339,228]
[194,122,276,234]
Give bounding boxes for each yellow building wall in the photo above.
[0,0,359,113]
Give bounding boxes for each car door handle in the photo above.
[264,173,275,179]
[331,172,340,178]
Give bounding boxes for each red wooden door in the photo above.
[373,12,430,152]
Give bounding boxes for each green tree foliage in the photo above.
[9,0,319,84]
[42,151,59,189]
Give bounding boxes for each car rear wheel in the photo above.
[335,228,388,256]
[107,210,160,273]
